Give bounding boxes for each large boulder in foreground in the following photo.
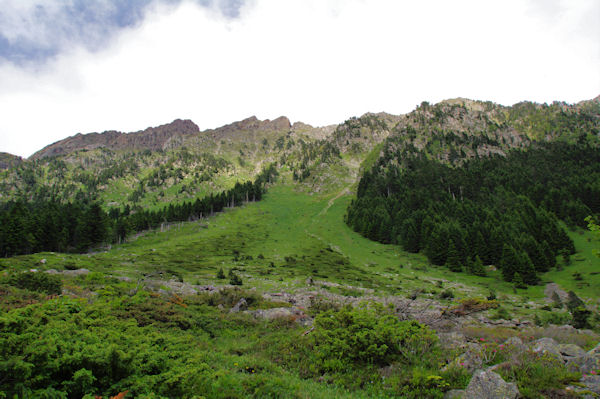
[463,369,519,399]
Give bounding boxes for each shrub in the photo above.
[445,298,498,316]
[489,307,511,320]
[229,272,243,286]
[571,306,591,329]
[216,268,226,279]
[4,272,62,295]
[307,297,340,316]
[308,304,438,373]
[439,289,454,300]
[497,351,580,398]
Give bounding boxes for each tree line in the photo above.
[346,142,600,286]
[0,164,278,257]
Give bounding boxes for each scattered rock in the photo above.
[143,279,198,296]
[559,343,587,358]
[566,354,600,374]
[39,259,46,264]
[504,337,526,351]
[62,268,90,276]
[439,331,468,349]
[195,285,217,292]
[567,374,600,397]
[45,269,60,274]
[248,307,312,326]
[581,375,600,395]
[464,369,519,399]
[544,283,568,304]
[444,389,465,399]
[230,298,248,313]
[532,337,562,359]
[589,342,600,357]
[455,343,484,372]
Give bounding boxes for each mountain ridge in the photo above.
[17,94,600,162]
[30,118,200,160]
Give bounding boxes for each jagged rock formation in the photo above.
[205,116,291,141]
[30,119,200,160]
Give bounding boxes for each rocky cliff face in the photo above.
[205,116,292,141]
[30,119,200,160]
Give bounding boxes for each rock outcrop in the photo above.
[463,369,519,399]
[30,119,200,159]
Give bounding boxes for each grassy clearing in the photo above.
[4,181,597,311]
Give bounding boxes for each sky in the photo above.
[0,0,599,158]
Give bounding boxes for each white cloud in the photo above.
[0,0,598,157]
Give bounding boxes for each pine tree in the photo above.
[512,272,526,289]
[469,255,486,276]
[499,244,519,282]
[400,218,420,253]
[425,225,449,266]
[518,251,538,285]
[446,241,462,272]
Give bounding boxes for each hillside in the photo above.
[1,96,599,398]
[0,152,23,170]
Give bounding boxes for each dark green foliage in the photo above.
[3,271,62,295]
[347,143,597,286]
[571,307,591,329]
[566,291,585,311]
[468,255,486,276]
[0,164,278,257]
[307,305,438,372]
[216,267,226,279]
[229,271,243,286]
[445,241,462,272]
[497,351,581,399]
[439,289,454,300]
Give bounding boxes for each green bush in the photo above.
[4,271,62,295]
[497,352,580,398]
[439,289,454,300]
[308,304,438,373]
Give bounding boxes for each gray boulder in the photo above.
[230,298,248,313]
[455,343,484,372]
[248,307,312,326]
[62,268,90,276]
[581,375,600,395]
[589,342,600,357]
[566,354,600,374]
[464,369,519,399]
[439,332,468,349]
[531,337,562,359]
[559,343,587,358]
[444,389,465,399]
[567,374,600,398]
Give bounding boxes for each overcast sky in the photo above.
[1,0,599,158]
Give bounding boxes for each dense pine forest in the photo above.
[0,165,278,257]
[346,142,600,285]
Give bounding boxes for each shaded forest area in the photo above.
[346,142,600,285]
[0,165,278,257]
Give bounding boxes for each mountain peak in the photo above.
[30,119,200,160]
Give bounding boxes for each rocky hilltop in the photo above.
[0,152,23,170]
[30,119,200,160]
